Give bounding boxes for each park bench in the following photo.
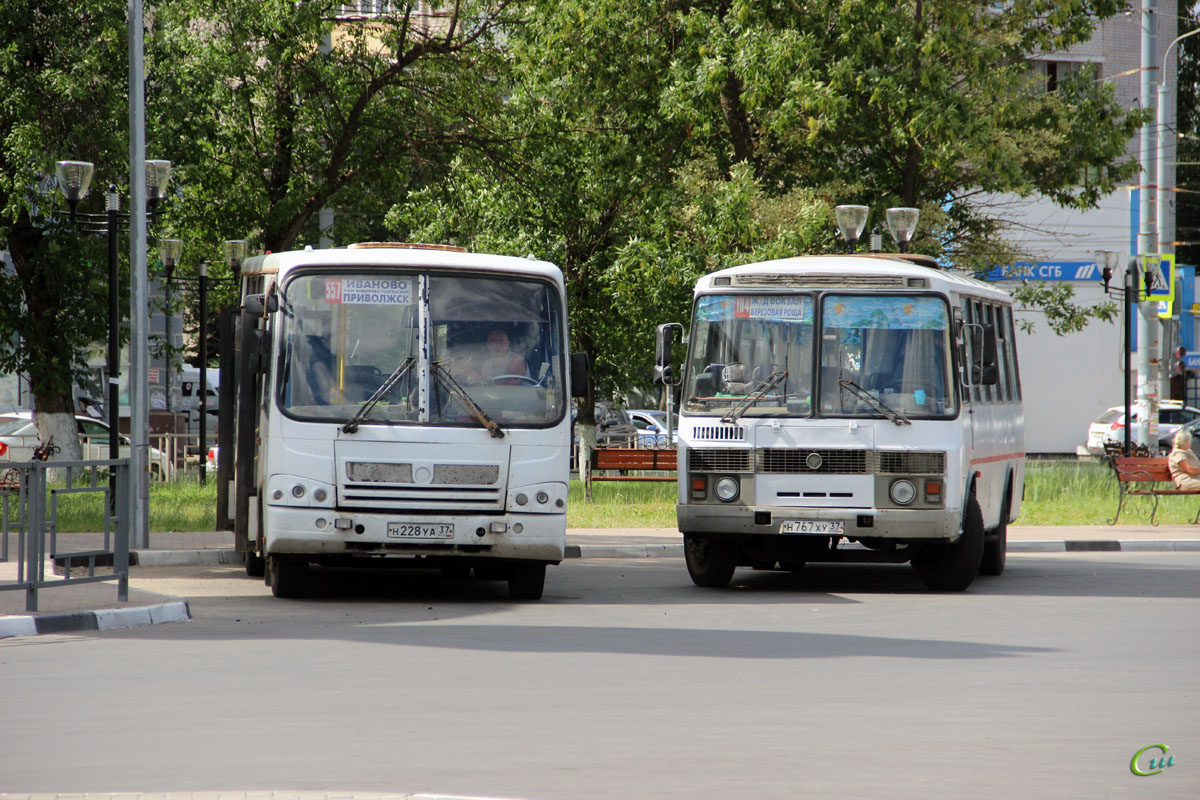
[1107,454,1200,525]
[590,447,677,482]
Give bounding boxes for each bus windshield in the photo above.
[278,271,566,428]
[818,294,955,419]
[684,294,816,416]
[683,292,955,420]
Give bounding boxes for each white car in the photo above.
[1084,401,1200,455]
[627,409,678,448]
[0,412,173,480]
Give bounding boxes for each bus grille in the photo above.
[692,425,746,441]
[758,448,869,474]
[876,451,946,474]
[341,462,503,510]
[688,448,753,473]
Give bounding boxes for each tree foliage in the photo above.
[0,0,129,435]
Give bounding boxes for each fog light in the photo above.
[515,493,528,506]
[513,523,524,533]
[315,518,327,529]
[313,488,328,502]
[536,491,549,504]
[890,479,916,505]
[272,489,283,501]
[291,484,305,499]
[715,477,740,502]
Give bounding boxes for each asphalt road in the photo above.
[1,553,1197,799]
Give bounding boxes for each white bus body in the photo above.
[667,254,1024,591]
[228,244,583,599]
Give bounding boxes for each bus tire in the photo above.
[912,496,984,591]
[270,555,307,598]
[684,534,736,588]
[980,492,1009,577]
[508,562,546,600]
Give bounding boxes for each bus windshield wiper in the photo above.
[838,378,912,426]
[342,357,416,433]
[722,370,788,424]
[432,361,505,439]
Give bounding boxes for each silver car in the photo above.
[0,412,173,480]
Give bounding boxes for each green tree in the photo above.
[0,0,131,456]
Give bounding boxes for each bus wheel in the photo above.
[270,555,308,598]
[980,492,1009,577]
[684,535,736,588]
[508,562,546,600]
[912,496,984,591]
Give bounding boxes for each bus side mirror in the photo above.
[570,352,590,399]
[243,293,278,314]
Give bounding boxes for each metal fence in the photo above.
[0,458,131,612]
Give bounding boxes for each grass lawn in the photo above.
[32,458,1195,532]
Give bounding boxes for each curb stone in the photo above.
[0,600,190,639]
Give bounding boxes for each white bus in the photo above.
[657,252,1024,591]
[224,243,587,599]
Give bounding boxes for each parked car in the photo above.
[0,411,173,480]
[571,402,638,449]
[1085,401,1200,455]
[627,409,677,448]
[1159,415,1200,453]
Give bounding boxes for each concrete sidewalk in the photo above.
[3,524,1199,639]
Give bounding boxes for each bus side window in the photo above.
[982,304,997,404]
[1003,306,1022,401]
[994,304,1012,403]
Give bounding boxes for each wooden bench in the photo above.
[1108,455,1200,525]
[590,447,677,482]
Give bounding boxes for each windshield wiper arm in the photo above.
[722,370,788,424]
[432,362,505,439]
[837,378,911,426]
[342,357,416,433]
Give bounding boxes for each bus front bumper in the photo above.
[263,506,565,562]
[678,504,959,542]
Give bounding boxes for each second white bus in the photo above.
[658,253,1024,591]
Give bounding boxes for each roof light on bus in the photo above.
[885,207,920,253]
[346,242,467,252]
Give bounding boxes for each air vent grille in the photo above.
[758,449,868,474]
[877,451,946,475]
[688,449,753,473]
[692,426,746,441]
[730,275,909,288]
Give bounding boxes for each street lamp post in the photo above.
[55,160,172,463]
[198,259,209,485]
[159,239,182,419]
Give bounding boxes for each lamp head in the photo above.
[834,205,870,251]
[885,207,920,253]
[55,161,95,217]
[159,238,182,267]
[224,239,248,270]
[145,160,172,201]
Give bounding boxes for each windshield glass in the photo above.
[278,272,565,427]
[818,294,955,418]
[683,294,815,415]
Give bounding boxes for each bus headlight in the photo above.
[889,479,916,506]
[715,477,740,502]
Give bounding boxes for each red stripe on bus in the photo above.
[968,452,1025,465]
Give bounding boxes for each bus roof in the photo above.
[697,254,1012,304]
[239,245,564,287]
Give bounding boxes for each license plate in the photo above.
[780,519,844,535]
[387,522,455,540]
